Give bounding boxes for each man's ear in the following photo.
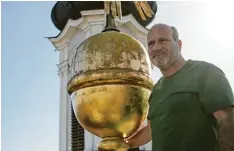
[178,39,182,52]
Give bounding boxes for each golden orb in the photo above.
[67,31,153,151]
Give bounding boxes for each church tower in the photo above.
[48,2,157,151]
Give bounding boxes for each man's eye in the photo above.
[148,42,154,46]
[159,38,169,43]
[159,40,165,43]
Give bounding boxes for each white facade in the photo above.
[49,9,152,151]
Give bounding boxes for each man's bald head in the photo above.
[148,23,179,42]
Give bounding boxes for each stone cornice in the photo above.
[49,9,148,51]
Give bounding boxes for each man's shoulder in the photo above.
[190,59,214,67]
[189,59,223,73]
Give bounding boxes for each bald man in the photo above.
[125,23,234,151]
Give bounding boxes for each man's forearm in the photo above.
[218,107,234,151]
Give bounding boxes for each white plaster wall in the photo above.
[68,30,86,58]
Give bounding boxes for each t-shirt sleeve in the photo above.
[199,63,234,113]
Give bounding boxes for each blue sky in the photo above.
[2,1,234,151]
[2,2,60,151]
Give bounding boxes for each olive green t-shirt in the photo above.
[148,60,234,151]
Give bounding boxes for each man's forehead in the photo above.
[148,24,173,39]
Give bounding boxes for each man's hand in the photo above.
[124,120,152,148]
[213,107,234,151]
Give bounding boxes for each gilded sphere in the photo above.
[68,31,153,139]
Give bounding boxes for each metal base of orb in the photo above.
[98,137,129,151]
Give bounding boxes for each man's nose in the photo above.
[148,43,162,55]
[151,43,162,53]
[154,43,162,50]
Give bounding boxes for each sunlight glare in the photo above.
[203,1,234,48]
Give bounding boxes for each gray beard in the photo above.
[158,54,181,71]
